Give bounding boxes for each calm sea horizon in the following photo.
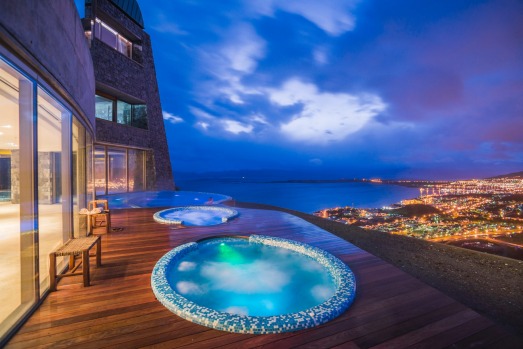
[176,178,420,214]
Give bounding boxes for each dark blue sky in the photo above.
[79,0,523,180]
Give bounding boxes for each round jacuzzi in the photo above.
[153,206,239,226]
[151,235,356,334]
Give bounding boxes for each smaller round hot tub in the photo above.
[153,206,239,226]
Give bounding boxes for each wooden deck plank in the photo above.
[368,309,482,349]
[6,207,522,348]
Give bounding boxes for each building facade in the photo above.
[0,0,174,344]
[0,0,96,345]
[82,0,174,194]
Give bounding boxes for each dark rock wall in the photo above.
[89,0,174,190]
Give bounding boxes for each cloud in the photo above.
[313,47,329,65]
[309,158,323,166]
[189,107,214,120]
[190,107,256,136]
[248,0,358,36]
[163,111,184,124]
[151,13,188,35]
[268,79,386,144]
[220,23,266,74]
[250,114,269,125]
[195,23,266,105]
[223,120,254,135]
[196,121,210,130]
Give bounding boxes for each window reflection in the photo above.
[95,95,113,121]
[131,104,147,129]
[117,100,131,125]
[86,132,94,202]
[93,145,147,194]
[128,149,145,191]
[93,18,132,58]
[107,147,127,194]
[37,87,68,295]
[94,146,106,196]
[73,119,88,237]
[0,57,37,339]
[0,54,94,344]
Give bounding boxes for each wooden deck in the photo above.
[6,207,523,348]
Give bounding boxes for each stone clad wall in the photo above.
[90,0,174,190]
[0,0,95,130]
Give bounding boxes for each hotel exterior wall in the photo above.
[88,0,174,190]
[0,0,95,129]
[0,0,95,345]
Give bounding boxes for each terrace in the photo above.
[5,202,523,348]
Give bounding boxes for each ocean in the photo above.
[176,178,420,214]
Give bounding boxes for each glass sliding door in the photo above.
[37,88,69,295]
[128,149,145,191]
[73,119,87,237]
[0,58,37,340]
[0,54,94,345]
[107,147,127,194]
[94,146,106,195]
[86,132,94,202]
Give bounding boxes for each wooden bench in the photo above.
[49,235,102,291]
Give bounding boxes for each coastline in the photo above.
[268,178,450,188]
[233,201,523,337]
[177,179,419,213]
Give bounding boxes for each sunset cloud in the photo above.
[163,111,184,124]
[223,120,254,135]
[248,0,358,36]
[269,79,386,144]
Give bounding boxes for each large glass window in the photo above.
[95,95,113,121]
[93,145,147,195]
[37,88,69,295]
[86,132,94,202]
[0,53,94,346]
[0,57,37,341]
[95,93,147,129]
[131,104,148,129]
[73,119,88,238]
[94,146,106,196]
[93,18,132,58]
[107,147,127,194]
[128,149,145,191]
[117,100,132,125]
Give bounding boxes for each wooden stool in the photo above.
[88,200,111,234]
[49,235,101,291]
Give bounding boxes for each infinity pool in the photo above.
[99,191,231,209]
[151,235,356,334]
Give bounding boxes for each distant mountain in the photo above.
[488,171,523,179]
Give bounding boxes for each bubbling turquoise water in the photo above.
[167,238,336,317]
[161,210,224,226]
